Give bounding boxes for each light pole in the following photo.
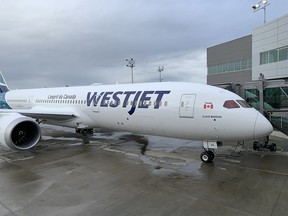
[126,58,135,84]
[252,0,271,23]
[157,66,164,82]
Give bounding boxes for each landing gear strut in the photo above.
[76,128,94,144]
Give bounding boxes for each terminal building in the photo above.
[207,14,288,133]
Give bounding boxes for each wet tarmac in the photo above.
[0,125,288,216]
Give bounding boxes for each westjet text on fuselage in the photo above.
[86,90,171,115]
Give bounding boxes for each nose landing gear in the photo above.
[253,141,277,151]
[252,136,277,152]
[200,141,218,163]
[200,150,215,163]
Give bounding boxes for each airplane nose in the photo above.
[253,112,273,139]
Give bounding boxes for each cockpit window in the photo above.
[236,100,252,108]
[223,100,240,109]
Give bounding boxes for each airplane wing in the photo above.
[0,108,78,121]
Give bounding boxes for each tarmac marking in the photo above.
[146,151,195,163]
[218,162,288,176]
[0,155,35,163]
[102,147,139,157]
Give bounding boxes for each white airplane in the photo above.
[0,71,273,162]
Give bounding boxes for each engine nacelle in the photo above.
[0,113,41,150]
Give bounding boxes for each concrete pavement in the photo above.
[0,125,287,216]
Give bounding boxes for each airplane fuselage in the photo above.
[1,82,272,142]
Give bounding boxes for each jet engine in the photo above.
[0,113,41,150]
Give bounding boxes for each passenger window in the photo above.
[236,100,251,108]
[223,100,240,109]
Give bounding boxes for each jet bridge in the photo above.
[244,74,288,136]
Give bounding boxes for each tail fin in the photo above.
[0,71,9,93]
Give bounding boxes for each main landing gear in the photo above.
[200,141,218,163]
[253,136,277,152]
[76,128,94,144]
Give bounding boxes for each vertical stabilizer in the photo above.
[0,71,9,93]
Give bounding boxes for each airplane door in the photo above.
[179,94,196,118]
[26,96,34,109]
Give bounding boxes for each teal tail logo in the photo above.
[0,71,9,93]
[0,71,11,109]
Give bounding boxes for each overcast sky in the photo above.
[0,0,287,89]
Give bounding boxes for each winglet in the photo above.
[0,71,9,93]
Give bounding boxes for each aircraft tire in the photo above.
[253,141,259,151]
[269,143,277,152]
[207,150,215,160]
[200,152,213,163]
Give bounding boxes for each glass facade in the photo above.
[245,87,288,110]
[208,58,252,75]
[279,47,288,61]
[245,87,288,134]
[245,89,260,109]
[260,46,288,65]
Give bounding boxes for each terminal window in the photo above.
[260,46,288,65]
[208,59,252,75]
